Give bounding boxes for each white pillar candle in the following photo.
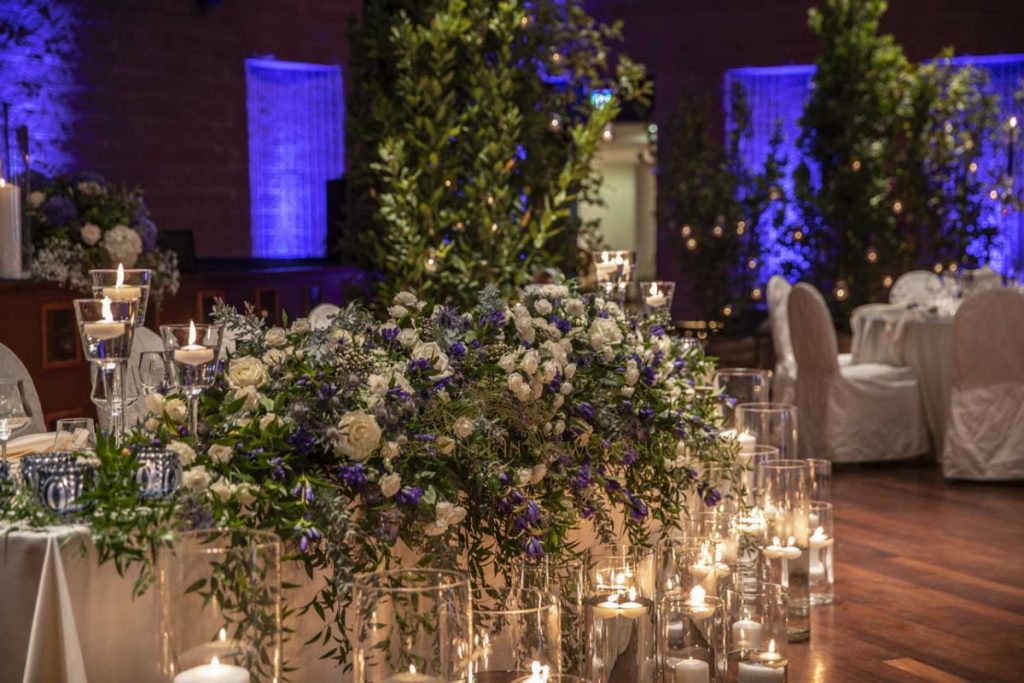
[0,175,21,279]
[737,661,785,683]
[674,657,710,683]
[731,618,764,650]
[173,657,249,683]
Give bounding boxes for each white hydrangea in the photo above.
[101,225,143,267]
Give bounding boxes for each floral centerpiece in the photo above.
[1,283,736,666]
[27,172,180,306]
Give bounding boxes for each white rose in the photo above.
[412,341,449,372]
[621,386,635,397]
[101,225,142,267]
[507,372,526,394]
[514,315,535,343]
[553,420,566,435]
[625,360,640,386]
[531,380,543,400]
[564,363,577,379]
[80,223,102,246]
[517,468,533,486]
[380,472,402,497]
[552,394,564,410]
[262,348,287,366]
[389,305,409,319]
[265,327,287,347]
[259,413,278,431]
[234,417,252,428]
[368,374,390,400]
[565,298,585,317]
[334,411,383,460]
[531,464,547,484]
[208,444,233,464]
[165,398,188,423]
[210,478,234,503]
[168,441,197,467]
[290,318,310,335]
[235,483,258,507]
[383,441,400,459]
[534,298,552,315]
[182,466,211,493]
[436,436,456,455]
[144,392,166,415]
[541,340,567,366]
[540,360,558,384]
[395,291,419,307]
[227,356,268,389]
[144,417,160,432]
[560,382,574,396]
[234,385,259,411]
[453,416,474,439]
[397,328,419,348]
[498,353,518,373]
[512,303,529,319]
[28,191,45,208]
[589,317,623,352]
[521,350,540,376]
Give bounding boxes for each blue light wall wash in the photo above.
[246,58,344,259]
[724,54,1024,277]
[0,0,79,176]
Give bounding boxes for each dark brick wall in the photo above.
[68,0,359,258]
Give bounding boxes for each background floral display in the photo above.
[0,283,736,667]
[26,172,180,306]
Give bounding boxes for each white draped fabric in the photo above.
[789,283,929,463]
[943,289,1024,480]
[766,276,796,404]
[889,270,943,307]
[0,342,46,436]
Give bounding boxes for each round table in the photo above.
[850,304,954,453]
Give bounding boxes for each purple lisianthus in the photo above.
[396,486,423,506]
[380,325,400,343]
[524,536,544,558]
[620,447,639,467]
[626,492,648,520]
[572,463,592,490]
[41,195,78,227]
[269,457,286,480]
[338,464,368,490]
[573,402,596,422]
[700,484,722,507]
[638,406,655,422]
[134,216,158,250]
[450,341,467,359]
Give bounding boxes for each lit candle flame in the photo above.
[628,588,637,602]
[409,665,417,674]
[601,250,610,263]
[649,282,658,296]
[218,627,226,642]
[768,639,776,654]
[812,526,826,540]
[211,656,221,668]
[101,297,114,322]
[688,585,706,606]
[188,320,197,346]
[115,263,125,288]
[772,536,781,546]
[787,536,797,547]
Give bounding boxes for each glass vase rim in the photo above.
[352,567,471,592]
[660,593,725,609]
[735,401,796,413]
[757,458,810,471]
[174,527,282,554]
[471,586,559,615]
[160,323,224,331]
[810,500,833,511]
[715,367,771,377]
[88,268,154,273]
[805,457,833,466]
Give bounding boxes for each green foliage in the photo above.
[661,83,786,320]
[347,0,649,308]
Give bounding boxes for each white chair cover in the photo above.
[309,303,341,330]
[943,289,1024,480]
[962,265,1002,297]
[0,342,46,435]
[890,270,942,306]
[766,276,796,404]
[789,283,929,462]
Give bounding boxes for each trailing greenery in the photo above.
[347,0,649,308]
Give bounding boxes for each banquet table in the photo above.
[850,303,954,454]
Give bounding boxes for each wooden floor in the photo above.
[786,464,1024,683]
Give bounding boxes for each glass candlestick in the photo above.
[0,378,30,473]
[161,321,223,436]
[74,298,137,442]
[591,250,636,309]
[89,265,152,327]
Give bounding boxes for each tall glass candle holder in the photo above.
[639,281,676,316]
[591,250,636,308]
[657,538,704,599]
[353,569,472,682]
[724,582,787,680]
[509,554,589,676]
[472,588,561,682]
[584,546,656,683]
[714,369,770,429]
[757,460,811,642]
[159,529,282,682]
[90,265,152,327]
[808,501,834,605]
[736,403,798,460]
[806,459,832,502]
[161,321,223,436]
[659,586,725,683]
[74,298,136,441]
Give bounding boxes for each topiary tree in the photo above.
[347,0,648,308]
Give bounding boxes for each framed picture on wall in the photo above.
[41,303,82,369]
[196,291,225,324]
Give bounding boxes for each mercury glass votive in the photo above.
[809,501,835,606]
[584,546,657,683]
[135,447,182,499]
[19,451,74,491]
[639,280,676,315]
[472,588,561,682]
[353,568,472,683]
[724,582,787,679]
[714,369,770,430]
[659,586,726,683]
[736,403,798,460]
[36,461,95,517]
[90,266,152,327]
[161,322,223,436]
[160,529,282,683]
[757,460,811,642]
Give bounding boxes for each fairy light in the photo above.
[722,305,733,317]
[712,225,724,238]
[882,275,893,288]
[736,220,746,236]
[601,123,614,142]
[851,159,861,171]
[681,225,692,238]
[444,178,453,189]
[834,281,848,301]
[486,195,495,206]
[892,200,903,214]
[686,238,698,251]
[751,287,763,301]
[549,114,562,132]
[793,230,804,241]
[968,162,978,173]
[866,247,878,264]
[989,189,999,200]
[551,51,562,63]
[1011,116,1019,129]
[491,223,499,233]
[933,262,943,273]
[948,262,958,273]
[747,258,758,270]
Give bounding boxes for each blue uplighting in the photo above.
[0,0,79,176]
[246,58,344,259]
[725,54,1024,278]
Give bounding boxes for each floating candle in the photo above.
[808,526,833,549]
[645,282,667,308]
[174,320,215,366]
[102,263,142,302]
[762,536,785,560]
[83,297,126,340]
[686,585,715,619]
[618,588,647,619]
[592,592,624,619]
[383,664,441,682]
[780,536,802,561]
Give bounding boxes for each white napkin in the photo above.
[5,433,57,460]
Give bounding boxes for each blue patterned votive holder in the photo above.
[36,461,95,516]
[135,447,181,499]
[19,452,75,491]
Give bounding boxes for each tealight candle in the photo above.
[762,537,785,560]
[384,665,441,683]
[173,657,249,683]
[174,320,215,366]
[645,283,667,308]
[83,297,126,340]
[102,263,142,302]
[512,660,551,683]
[593,592,624,620]
[736,640,786,683]
[674,656,710,683]
[780,536,802,561]
[808,526,833,549]
[618,588,647,620]
[686,586,715,619]
[595,251,617,279]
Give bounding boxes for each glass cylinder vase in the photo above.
[736,403,798,460]
[472,588,561,682]
[659,586,726,683]
[90,266,152,327]
[714,369,770,430]
[159,529,282,682]
[353,568,472,683]
[584,546,656,683]
[724,582,787,679]
[809,501,835,606]
[161,322,223,436]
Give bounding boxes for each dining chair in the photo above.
[943,289,1024,480]
[0,343,45,435]
[961,264,1002,297]
[788,282,929,462]
[889,270,942,306]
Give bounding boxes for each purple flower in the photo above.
[134,217,158,250]
[299,535,309,553]
[639,406,655,422]
[524,536,544,558]
[396,486,423,506]
[449,341,467,359]
[286,426,315,455]
[604,478,622,493]
[572,463,592,490]
[620,447,639,467]
[41,196,77,226]
[627,492,648,520]
[269,457,286,480]
[573,402,596,422]
[551,317,571,335]
[650,325,666,337]
[700,484,722,507]
[338,464,368,490]
[380,325,400,343]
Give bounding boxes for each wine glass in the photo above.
[0,379,30,471]
[91,364,142,432]
[138,351,168,394]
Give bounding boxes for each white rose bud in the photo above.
[507,372,526,394]
[210,478,234,503]
[552,394,564,410]
[564,363,577,379]
[621,386,635,397]
[290,318,311,334]
[514,315,535,343]
[182,466,211,493]
[383,441,400,459]
[517,468,533,486]
[28,191,45,208]
[541,360,558,384]
[265,327,288,347]
[259,413,278,431]
[436,436,456,455]
[395,291,419,307]
[144,417,160,432]
[388,305,409,319]
[521,350,540,376]
[235,483,258,507]
[397,328,420,348]
[144,392,166,415]
[208,444,233,464]
[379,472,402,497]
[453,416,475,439]
[560,382,574,395]
[531,464,547,484]
[625,360,640,386]
[534,298,552,315]
[165,398,188,423]
[553,420,566,435]
[80,223,102,246]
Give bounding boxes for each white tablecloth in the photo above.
[850,305,954,453]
